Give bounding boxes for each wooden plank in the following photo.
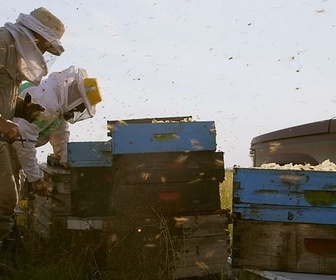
[114,151,224,184]
[233,168,336,208]
[67,217,104,230]
[71,191,109,217]
[174,211,229,237]
[233,167,336,224]
[172,212,229,278]
[232,220,336,274]
[103,212,230,279]
[173,235,228,267]
[70,167,112,192]
[173,235,228,277]
[234,269,336,280]
[174,259,226,278]
[41,163,72,194]
[67,141,112,167]
[40,163,71,176]
[234,205,336,225]
[111,181,221,216]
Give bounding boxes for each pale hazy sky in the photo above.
[1,1,336,167]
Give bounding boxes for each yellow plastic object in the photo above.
[84,78,102,106]
[16,199,28,228]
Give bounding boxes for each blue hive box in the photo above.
[67,140,112,167]
[232,167,336,274]
[107,117,217,154]
[233,167,336,225]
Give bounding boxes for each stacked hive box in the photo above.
[33,116,229,279]
[106,117,229,279]
[232,167,336,275]
[33,164,71,240]
[33,141,112,240]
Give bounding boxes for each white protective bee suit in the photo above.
[12,65,101,184]
[0,7,65,241]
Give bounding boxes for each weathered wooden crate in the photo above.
[103,210,230,279]
[172,210,230,278]
[233,167,336,225]
[233,268,336,280]
[40,163,71,195]
[104,214,175,279]
[107,118,217,154]
[38,163,72,216]
[69,167,112,217]
[109,151,224,216]
[232,167,336,274]
[67,140,112,167]
[42,163,112,216]
[33,199,108,240]
[232,220,336,274]
[110,181,222,216]
[112,151,224,185]
[36,163,113,239]
[34,164,72,239]
[35,117,227,278]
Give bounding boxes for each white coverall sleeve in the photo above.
[48,120,70,164]
[12,118,43,183]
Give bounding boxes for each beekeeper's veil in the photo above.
[66,68,102,124]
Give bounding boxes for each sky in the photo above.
[1,0,336,168]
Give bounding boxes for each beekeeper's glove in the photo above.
[31,178,48,197]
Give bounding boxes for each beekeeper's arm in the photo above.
[48,119,70,166]
[13,118,42,181]
[12,118,48,196]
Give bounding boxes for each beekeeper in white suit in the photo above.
[12,65,102,196]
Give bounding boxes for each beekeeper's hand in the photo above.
[0,117,20,143]
[59,161,69,170]
[31,178,48,197]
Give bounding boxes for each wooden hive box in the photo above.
[232,167,336,274]
[35,163,112,239]
[33,164,72,239]
[172,210,230,278]
[109,151,224,216]
[103,210,230,279]
[107,118,217,154]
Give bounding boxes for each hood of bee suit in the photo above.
[66,68,102,124]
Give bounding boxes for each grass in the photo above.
[1,261,80,280]
[220,169,233,210]
[1,170,234,280]
[220,169,234,245]
[0,227,83,280]
[0,216,111,279]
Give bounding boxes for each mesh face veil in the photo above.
[65,76,101,124]
[67,80,83,110]
[62,67,102,124]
